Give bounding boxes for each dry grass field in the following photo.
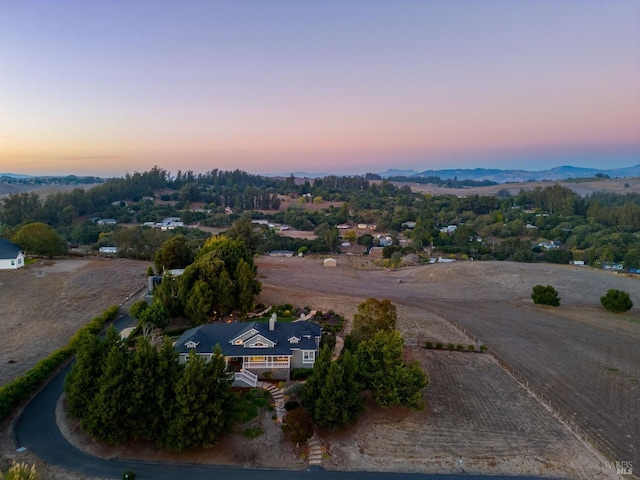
[402,176,640,197]
[256,256,640,476]
[0,258,150,385]
[1,255,638,479]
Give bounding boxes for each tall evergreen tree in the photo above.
[65,327,120,418]
[313,350,363,429]
[82,341,132,444]
[165,348,236,451]
[300,345,333,418]
[234,259,260,315]
[127,339,161,440]
[356,330,427,408]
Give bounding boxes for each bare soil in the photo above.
[0,258,150,385]
[1,256,638,479]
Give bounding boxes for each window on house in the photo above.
[302,351,315,363]
[11,260,15,266]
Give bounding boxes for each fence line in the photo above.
[408,305,620,465]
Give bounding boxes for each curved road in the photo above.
[14,318,546,480]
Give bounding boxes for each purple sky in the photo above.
[1,0,639,176]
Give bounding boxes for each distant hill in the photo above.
[0,173,33,179]
[379,165,640,183]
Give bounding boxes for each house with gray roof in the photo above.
[175,314,322,385]
[0,239,25,270]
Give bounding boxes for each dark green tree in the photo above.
[128,300,149,320]
[355,330,427,408]
[12,222,67,257]
[224,215,263,254]
[312,350,363,429]
[235,258,261,315]
[64,328,120,418]
[139,299,169,329]
[82,341,132,444]
[184,280,215,325]
[300,345,333,418]
[127,339,161,439]
[531,284,561,307]
[154,235,193,272]
[153,273,182,317]
[165,347,236,451]
[600,289,633,313]
[155,338,181,449]
[543,249,573,264]
[350,298,397,345]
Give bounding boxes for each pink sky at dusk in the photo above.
[1,0,639,177]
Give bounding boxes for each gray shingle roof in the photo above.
[175,320,322,357]
[0,239,22,260]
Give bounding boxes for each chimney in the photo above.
[269,313,277,331]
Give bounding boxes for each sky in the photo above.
[1,0,640,177]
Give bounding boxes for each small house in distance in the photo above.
[0,239,25,270]
[323,258,337,267]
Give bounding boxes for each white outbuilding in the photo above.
[323,258,337,267]
[0,239,25,270]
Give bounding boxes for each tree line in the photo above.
[65,329,237,451]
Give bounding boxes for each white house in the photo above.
[0,239,25,270]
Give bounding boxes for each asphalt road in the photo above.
[13,316,551,480]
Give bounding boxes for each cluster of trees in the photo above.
[152,235,261,324]
[65,329,237,451]
[3,166,640,269]
[531,285,633,313]
[297,299,427,430]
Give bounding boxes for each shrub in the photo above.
[253,397,269,408]
[447,343,455,351]
[424,341,433,349]
[2,462,40,480]
[285,400,300,411]
[435,342,443,350]
[531,284,560,307]
[468,344,475,352]
[456,344,465,352]
[600,289,633,313]
[291,368,314,380]
[479,345,488,352]
[282,407,314,444]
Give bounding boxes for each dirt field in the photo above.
[0,258,150,385]
[1,256,638,479]
[256,256,640,476]
[403,177,640,197]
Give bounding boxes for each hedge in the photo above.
[0,305,119,421]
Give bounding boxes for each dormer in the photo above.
[288,335,300,344]
[185,340,199,349]
[230,327,259,345]
[244,334,276,348]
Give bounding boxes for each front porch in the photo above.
[228,355,291,386]
[227,355,290,370]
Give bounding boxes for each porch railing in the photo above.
[234,369,258,387]
[244,360,290,368]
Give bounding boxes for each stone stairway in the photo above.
[307,435,323,467]
[257,381,286,421]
